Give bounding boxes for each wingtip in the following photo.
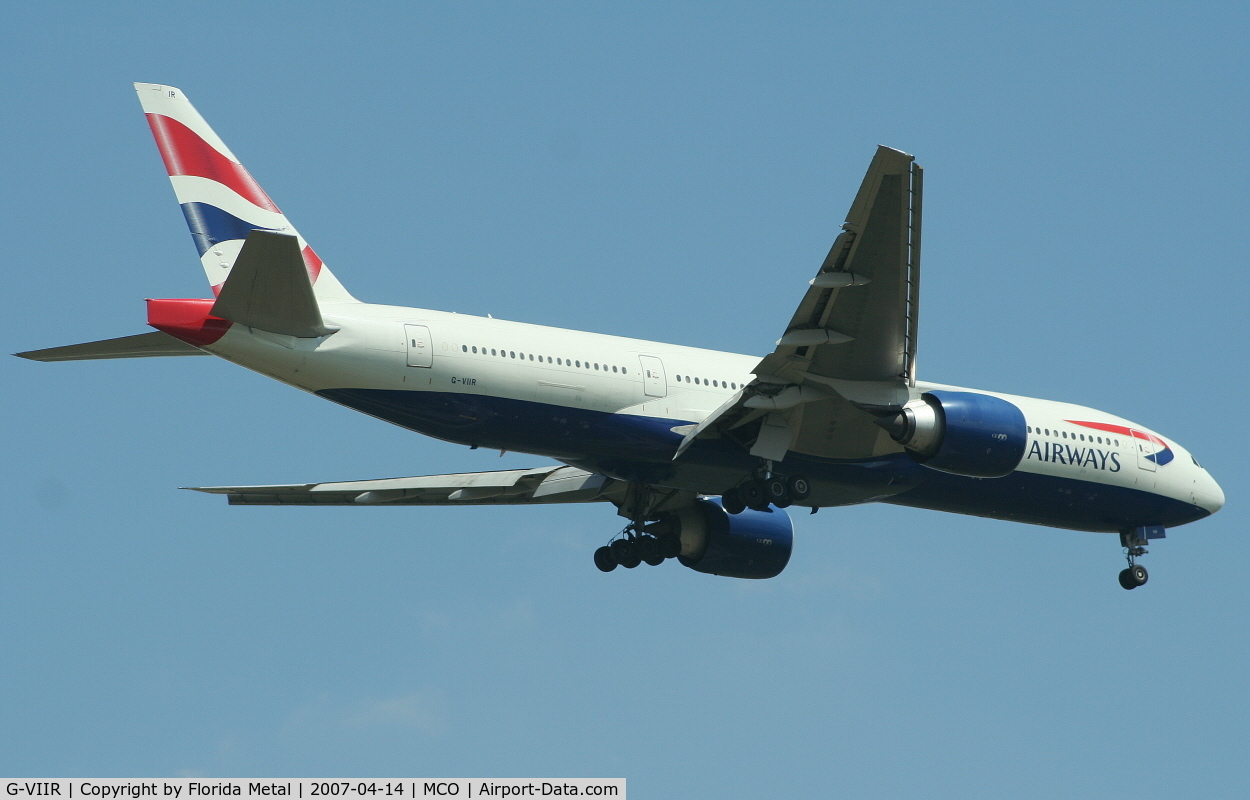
[876,144,915,159]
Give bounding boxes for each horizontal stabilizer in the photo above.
[187,466,624,506]
[210,230,336,338]
[14,331,209,362]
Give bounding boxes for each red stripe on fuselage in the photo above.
[1067,419,1165,447]
[145,114,281,213]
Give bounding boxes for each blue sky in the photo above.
[3,2,1248,796]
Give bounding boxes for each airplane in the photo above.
[16,83,1225,590]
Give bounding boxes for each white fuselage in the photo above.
[192,301,1224,532]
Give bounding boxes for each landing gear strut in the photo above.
[1117,529,1151,590]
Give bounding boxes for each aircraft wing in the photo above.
[677,146,921,462]
[188,465,628,506]
[15,331,209,361]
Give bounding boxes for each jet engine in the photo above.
[877,390,1027,478]
[650,498,793,579]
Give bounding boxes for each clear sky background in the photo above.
[2,2,1247,797]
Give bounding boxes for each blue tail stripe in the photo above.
[179,202,275,256]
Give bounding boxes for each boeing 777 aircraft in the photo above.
[17,84,1225,589]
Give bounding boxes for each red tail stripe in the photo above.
[302,246,324,281]
[146,114,281,213]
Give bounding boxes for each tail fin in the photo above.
[134,83,356,303]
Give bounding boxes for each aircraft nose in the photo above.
[1197,469,1225,515]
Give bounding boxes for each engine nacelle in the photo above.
[879,390,1027,478]
[652,498,793,579]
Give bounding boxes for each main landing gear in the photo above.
[720,473,811,514]
[594,523,682,572]
[1117,528,1151,590]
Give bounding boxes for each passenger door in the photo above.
[638,355,667,397]
[404,324,432,368]
[1132,429,1158,472]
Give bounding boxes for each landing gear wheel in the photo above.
[721,488,746,515]
[658,533,681,559]
[1118,564,1148,590]
[787,475,811,502]
[638,535,660,562]
[742,480,770,512]
[643,552,665,567]
[594,545,617,572]
[764,478,791,508]
[618,540,642,569]
[610,538,630,563]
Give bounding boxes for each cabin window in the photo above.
[612,365,618,373]
[594,363,600,370]
[621,367,627,374]
[491,349,497,356]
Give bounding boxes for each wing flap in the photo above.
[188,465,625,506]
[15,331,210,361]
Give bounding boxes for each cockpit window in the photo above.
[1192,455,1203,468]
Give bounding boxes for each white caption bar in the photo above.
[3,782,624,800]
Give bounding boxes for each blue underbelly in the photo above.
[316,387,1208,533]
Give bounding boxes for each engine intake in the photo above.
[878,390,1027,478]
[651,498,793,579]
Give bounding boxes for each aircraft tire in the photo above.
[721,489,746,515]
[638,535,660,561]
[618,541,642,569]
[1129,564,1148,586]
[594,546,617,572]
[1118,569,1136,590]
[611,539,632,564]
[788,475,812,502]
[765,478,791,508]
[742,480,770,512]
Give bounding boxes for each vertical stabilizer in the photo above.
[134,83,357,303]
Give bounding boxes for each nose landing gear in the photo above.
[1117,527,1162,590]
